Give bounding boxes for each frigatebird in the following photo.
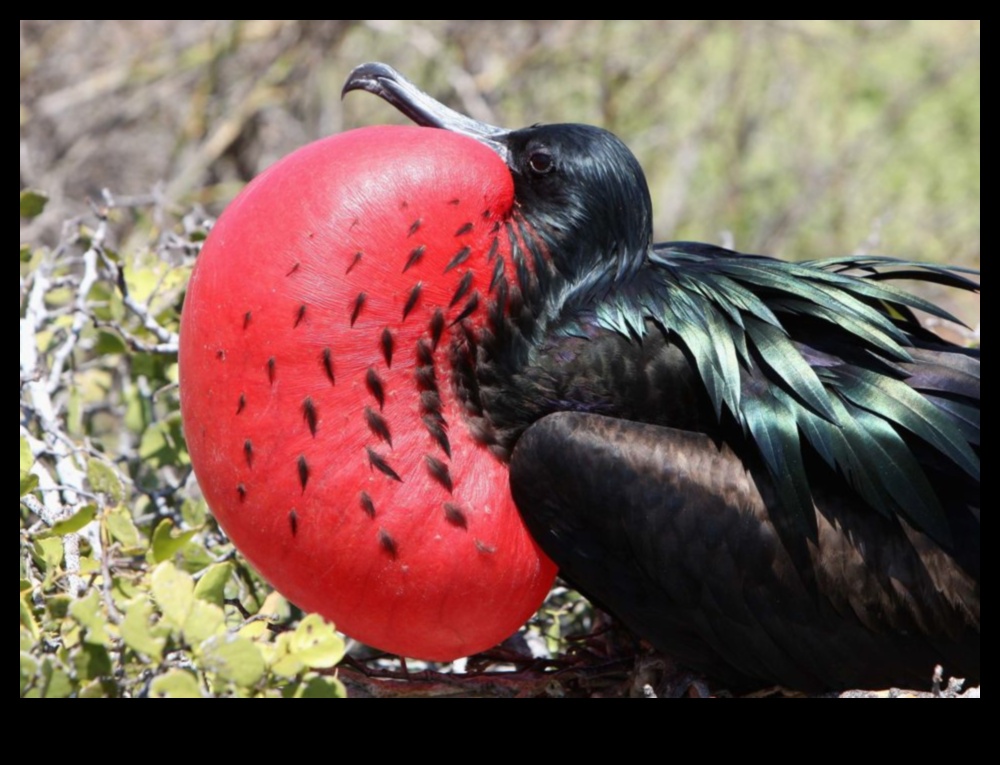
[179,62,979,693]
[341,63,979,691]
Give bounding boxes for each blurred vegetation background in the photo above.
[20,20,980,698]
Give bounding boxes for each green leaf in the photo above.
[74,643,112,681]
[49,504,98,536]
[93,330,128,356]
[20,189,49,218]
[150,670,202,699]
[66,384,83,437]
[20,437,33,473]
[288,614,345,670]
[259,590,292,622]
[46,594,71,619]
[151,518,198,563]
[139,416,189,469]
[239,620,270,641]
[20,596,40,640]
[20,437,39,496]
[20,472,39,497]
[124,380,150,434]
[181,497,208,527]
[87,459,124,503]
[194,563,233,607]
[151,561,194,630]
[176,540,214,574]
[294,674,347,698]
[69,589,112,646]
[20,652,39,696]
[79,554,101,576]
[106,505,143,551]
[79,679,117,698]
[120,599,166,661]
[270,632,304,678]
[184,600,226,643]
[40,658,74,698]
[33,537,63,572]
[199,634,266,688]
[21,243,32,263]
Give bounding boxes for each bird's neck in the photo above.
[447,214,654,460]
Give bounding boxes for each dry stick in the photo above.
[21,229,98,596]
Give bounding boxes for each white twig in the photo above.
[47,218,103,391]
[21,236,93,597]
[96,246,179,350]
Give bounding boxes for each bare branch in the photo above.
[46,215,104,391]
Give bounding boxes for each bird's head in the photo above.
[344,63,653,294]
[182,64,661,662]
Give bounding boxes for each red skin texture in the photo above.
[180,125,558,660]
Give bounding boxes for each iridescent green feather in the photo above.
[606,243,980,543]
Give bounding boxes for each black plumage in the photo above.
[344,63,980,691]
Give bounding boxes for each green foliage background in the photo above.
[20,21,979,697]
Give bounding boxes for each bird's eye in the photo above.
[528,151,554,175]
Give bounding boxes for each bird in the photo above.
[180,62,979,692]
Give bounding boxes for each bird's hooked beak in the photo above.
[343,62,511,164]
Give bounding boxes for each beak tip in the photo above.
[342,62,403,100]
[341,62,509,162]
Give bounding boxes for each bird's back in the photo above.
[507,243,980,690]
